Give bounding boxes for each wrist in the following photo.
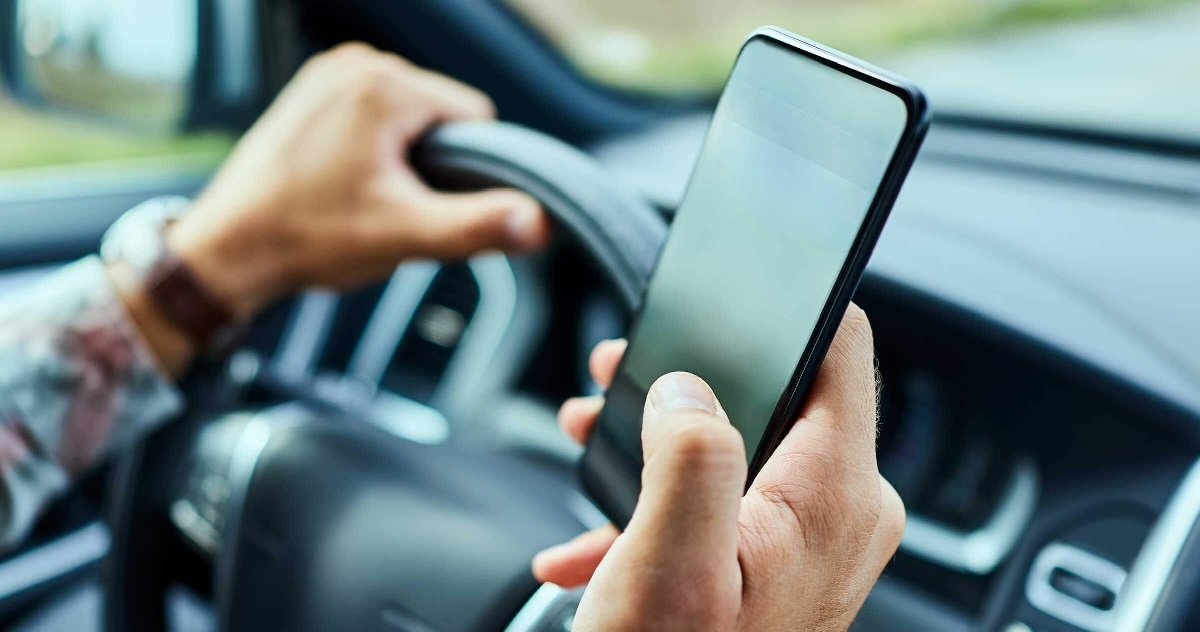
[106,261,195,377]
[102,195,286,367]
[165,201,292,320]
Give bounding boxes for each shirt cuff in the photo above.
[0,256,182,544]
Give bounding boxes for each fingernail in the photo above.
[505,203,542,248]
[649,372,716,412]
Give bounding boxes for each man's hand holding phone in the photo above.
[534,305,905,631]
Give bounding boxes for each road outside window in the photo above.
[509,0,1200,141]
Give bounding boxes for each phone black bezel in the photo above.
[580,26,931,527]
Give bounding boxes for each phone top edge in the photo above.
[746,26,930,132]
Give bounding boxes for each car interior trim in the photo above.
[856,576,974,631]
[900,456,1040,575]
[214,0,260,102]
[0,165,208,207]
[933,113,1200,165]
[238,353,455,447]
[265,255,527,434]
[346,261,441,388]
[213,407,304,629]
[567,492,609,531]
[0,168,207,269]
[1025,542,1126,632]
[225,412,274,518]
[272,290,339,381]
[432,254,520,424]
[504,583,572,632]
[356,388,451,445]
[1111,457,1200,631]
[169,498,221,557]
[917,126,1200,201]
[0,522,109,602]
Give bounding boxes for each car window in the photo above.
[508,0,1200,142]
[0,90,231,172]
[0,0,233,174]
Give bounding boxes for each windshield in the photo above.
[509,0,1200,143]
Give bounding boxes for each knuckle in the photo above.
[754,444,887,550]
[856,482,885,535]
[755,445,840,510]
[381,52,415,71]
[781,429,850,489]
[662,422,744,470]
[841,478,890,556]
[453,217,500,253]
[308,42,372,70]
[350,67,400,113]
[331,41,375,59]
[756,476,843,547]
[298,55,322,73]
[463,88,496,118]
[878,483,907,550]
[337,219,384,262]
[412,66,495,119]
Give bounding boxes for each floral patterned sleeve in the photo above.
[0,256,182,546]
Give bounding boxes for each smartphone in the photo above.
[580,26,930,528]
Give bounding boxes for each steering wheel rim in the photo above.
[414,121,666,312]
[103,121,668,632]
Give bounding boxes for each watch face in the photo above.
[101,197,190,274]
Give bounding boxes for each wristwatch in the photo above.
[101,197,240,351]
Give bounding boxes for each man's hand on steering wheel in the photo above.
[116,42,549,374]
[537,305,905,631]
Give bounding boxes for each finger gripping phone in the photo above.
[580,27,930,528]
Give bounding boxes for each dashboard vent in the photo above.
[316,282,389,373]
[381,264,480,403]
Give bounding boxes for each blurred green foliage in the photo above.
[0,95,232,172]
[0,95,232,171]
[526,0,1192,90]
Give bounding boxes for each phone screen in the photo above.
[586,34,917,523]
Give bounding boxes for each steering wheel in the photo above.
[101,122,668,632]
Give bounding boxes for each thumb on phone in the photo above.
[575,372,746,626]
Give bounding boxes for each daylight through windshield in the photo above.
[509,0,1200,142]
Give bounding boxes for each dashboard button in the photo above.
[1049,566,1116,610]
[1026,542,1126,632]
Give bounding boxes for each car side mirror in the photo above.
[0,0,266,132]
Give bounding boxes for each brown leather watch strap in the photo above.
[143,250,236,350]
